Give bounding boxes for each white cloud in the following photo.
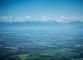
[14,16,32,22]
[54,16,83,22]
[42,16,46,20]
[60,16,65,19]
[17,16,23,20]
[42,16,56,22]
[0,15,83,22]
[42,16,48,22]
[25,16,31,19]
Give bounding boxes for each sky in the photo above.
[0,0,83,22]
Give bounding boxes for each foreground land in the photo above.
[0,32,83,60]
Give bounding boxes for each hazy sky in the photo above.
[0,0,83,22]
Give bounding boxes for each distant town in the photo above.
[0,32,83,60]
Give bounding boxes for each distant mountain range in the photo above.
[0,21,83,33]
[0,21,83,26]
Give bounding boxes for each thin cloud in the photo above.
[0,16,7,19]
[9,16,12,19]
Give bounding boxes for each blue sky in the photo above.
[0,0,83,22]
